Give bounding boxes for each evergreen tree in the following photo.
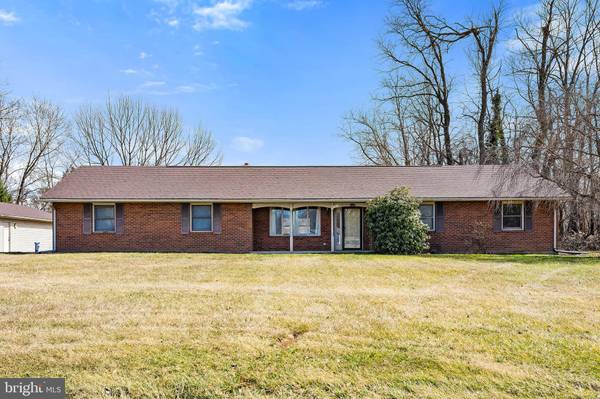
[487,91,508,164]
[0,181,12,203]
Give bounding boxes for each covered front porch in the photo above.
[251,203,370,252]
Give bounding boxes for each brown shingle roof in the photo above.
[41,165,567,202]
[0,203,52,222]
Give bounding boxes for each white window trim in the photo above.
[269,207,291,237]
[190,203,213,233]
[501,201,524,231]
[92,203,116,233]
[293,207,321,237]
[420,202,435,232]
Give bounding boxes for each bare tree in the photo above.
[379,0,477,165]
[468,5,503,163]
[342,0,600,245]
[72,95,222,167]
[14,99,67,204]
[341,109,401,165]
[511,0,558,164]
[509,0,600,237]
[0,92,22,184]
[72,104,112,165]
[184,126,222,166]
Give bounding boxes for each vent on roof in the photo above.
[243,162,249,166]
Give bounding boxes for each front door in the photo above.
[343,208,362,250]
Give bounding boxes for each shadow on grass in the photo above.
[424,253,600,265]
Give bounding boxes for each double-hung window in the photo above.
[502,202,523,230]
[293,207,320,236]
[419,203,435,231]
[93,204,115,233]
[191,204,212,232]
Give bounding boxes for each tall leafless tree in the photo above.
[72,95,222,167]
[0,92,22,184]
[342,0,600,246]
[379,0,474,165]
[468,4,503,163]
[14,98,67,204]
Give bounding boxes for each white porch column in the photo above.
[289,203,294,252]
[330,205,335,252]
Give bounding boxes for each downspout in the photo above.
[7,220,11,253]
[553,205,557,252]
[52,205,56,252]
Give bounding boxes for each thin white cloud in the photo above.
[175,84,197,93]
[120,68,139,75]
[193,44,203,56]
[0,9,19,25]
[232,136,263,152]
[139,51,150,59]
[176,82,217,93]
[166,17,179,27]
[510,2,540,20]
[136,81,217,95]
[140,80,166,88]
[153,0,179,8]
[504,2,541,52]
[287,0,322,11]
[193,0,252,31]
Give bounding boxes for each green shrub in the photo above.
[365,187,429,254]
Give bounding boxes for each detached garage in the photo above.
[0,203,52,253]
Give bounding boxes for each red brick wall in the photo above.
[54,202,253,252]
[54,201,555,253]
[429,201,555,253]
[252,207,331,251]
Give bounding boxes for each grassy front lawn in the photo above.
[0,253,598,398]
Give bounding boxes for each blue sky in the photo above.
[0,0,532,166]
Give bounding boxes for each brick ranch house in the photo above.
[41,165,567,253]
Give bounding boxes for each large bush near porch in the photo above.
[365,187,429,254]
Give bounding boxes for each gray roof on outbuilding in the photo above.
[0,203,52,222]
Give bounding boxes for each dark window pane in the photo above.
[309,208,318,233]
[95,205,114,219]
[419,204,434,230]
[502,203,523,229]
[275,210,282,234]
[419,204,433,218]
[503,216,522,229]
[95,218,114,232]
[503,204,522,217]
[94,205,115,232]
[192,217,211,231]
[192,205,211,218]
